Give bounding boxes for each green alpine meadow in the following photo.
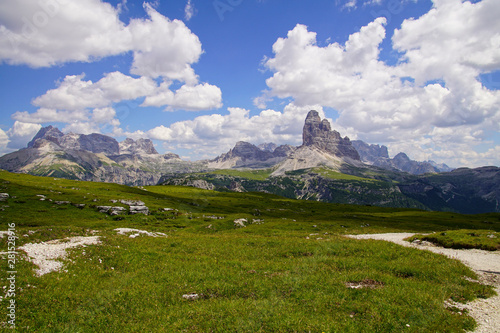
[1,170,498,332]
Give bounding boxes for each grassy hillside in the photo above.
[160,167,427,210]
[160,166,500,214]
[0,170,499,332]
[208,168,274,180]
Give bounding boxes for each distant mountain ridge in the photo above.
[28,125,159,156]
[1,112,452,183]
[352,140,453,174]
[209,110,364,175]
[210,111,448,176]
[207,141,296,169]
[0,126,202,186]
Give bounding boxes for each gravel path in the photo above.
[346,233,500,333]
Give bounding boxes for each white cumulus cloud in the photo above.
[32,72,157,111]
[0,128,11,155]
[25,71,222,117]
[142,82,223,111]
[12,109,89,124]
[259,0,500,167]
[6,121,42,149]
[0,0,129,68]
[128,3,202,83]
[11,107,121,138]
[0,1,203,84]
[1,0,222,136]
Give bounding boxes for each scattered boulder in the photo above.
[203,215,224,220]
[96,206,113,213]
[96,206,128,215]
[55,201,70,205]
[0,193,9,201]
[182,294,199,301]
[109,206,127,216]
[234,218,247,228]
[72,203,86,209]
[114,228,167,238]
[129,205,149,215]
[120,199,145,206]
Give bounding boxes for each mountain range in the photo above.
[0,111,498,213]
[0,125,203,186]
[352,140,453,174]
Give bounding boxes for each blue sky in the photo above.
[0,0,499,167]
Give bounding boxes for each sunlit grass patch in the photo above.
[8,232,492,332]
[408,229,500,251]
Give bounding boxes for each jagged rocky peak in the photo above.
[28,126,119,155]
[258,143,278,152]
[352,140,389,162]
[393,152,410,163]
[28,126,64,148]
[352,140,453,174]
[209,140,297,169]
[119,138,158,155]
[273,144,297,157]
[230,141,273,160]
[428,160,453,173]
[162,152,181,160]
[302,110,360,160]
[224,141,297,161]
[60,133,120,155]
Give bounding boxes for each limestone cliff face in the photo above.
[28,126,120,155]
[0,126,196,186]
[209,111,363,174]
[351,140,389,162]
[270,111,364,176]
[60,133,120,155]
[228,141,276,161]
[208,141,296,169]
[302,111,360,161]
[27,126,64,148]
[351,140,453,175]
[26,127,163,157]
[119,138,158,155]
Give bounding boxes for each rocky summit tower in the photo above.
[302,110,360,161]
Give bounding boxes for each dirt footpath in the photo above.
[346,233,500,333]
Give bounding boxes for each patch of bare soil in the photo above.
[19,236,101,276]
[346,279,385,290]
